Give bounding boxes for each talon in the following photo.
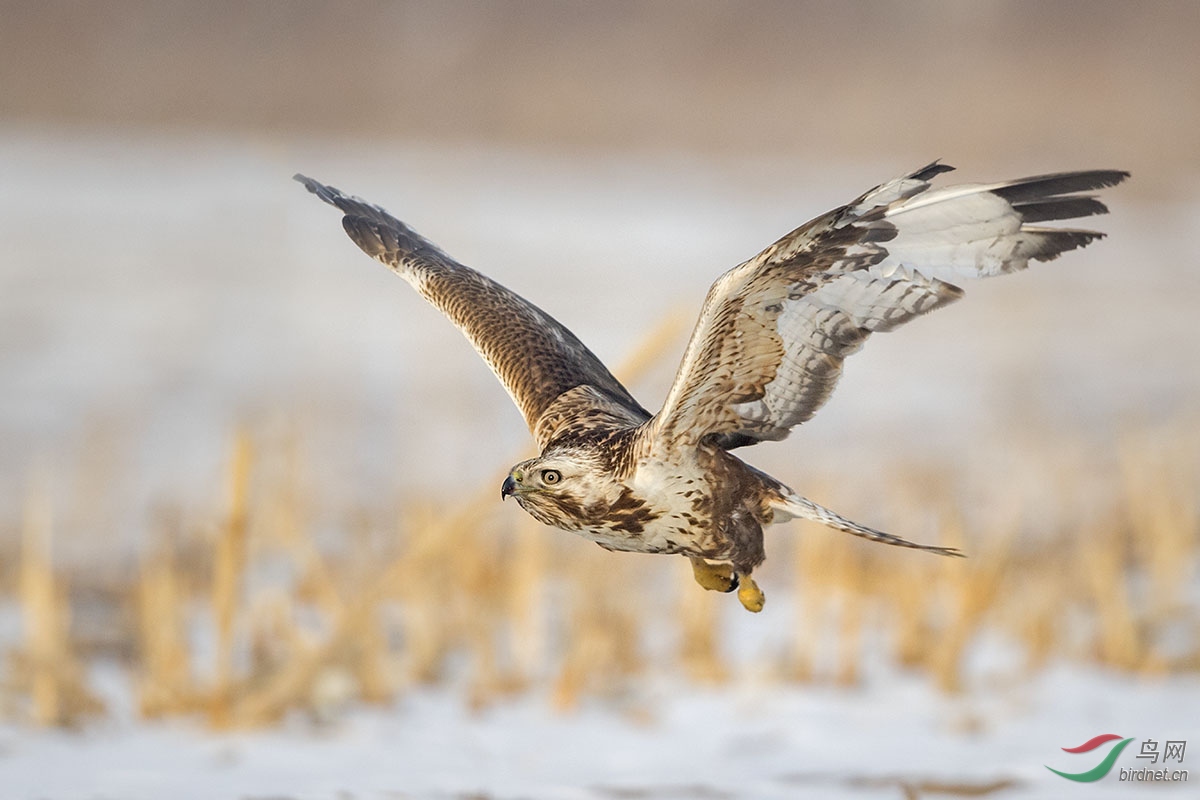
[736,574,765,613]
[690,557,738,593]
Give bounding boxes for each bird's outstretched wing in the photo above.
[648,162,1129,452]
[296,175,649,447]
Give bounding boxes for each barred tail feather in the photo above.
[770,491,964,557]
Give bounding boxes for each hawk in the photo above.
[297,163,1127,612]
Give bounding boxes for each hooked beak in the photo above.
[501,474,517,500]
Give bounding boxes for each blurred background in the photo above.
[0,2,1197,798]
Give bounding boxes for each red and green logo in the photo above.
[1046,734,1135,782]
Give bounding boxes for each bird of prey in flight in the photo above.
[297,163,1127,612]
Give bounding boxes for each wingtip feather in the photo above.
[991,169,1130,204]
[294,173,347,208]
[908,160,956,182]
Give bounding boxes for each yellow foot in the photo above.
[736,574,765,613]
[689,557,738,593]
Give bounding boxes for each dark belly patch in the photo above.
[605,486,661,534]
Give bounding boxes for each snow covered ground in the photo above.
[1,662,1197,799]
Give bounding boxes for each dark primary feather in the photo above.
[906,160,958,183]
[987,169,1130,204]
[1011,196,1110,223]
[295,174,649,442]
[984,168,1130,261]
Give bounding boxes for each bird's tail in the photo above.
[769,489,964,557]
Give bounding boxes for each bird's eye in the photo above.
[541,469,562,485]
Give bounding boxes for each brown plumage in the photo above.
[296,163,1128,611]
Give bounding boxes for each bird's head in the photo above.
[500,448,611,531]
